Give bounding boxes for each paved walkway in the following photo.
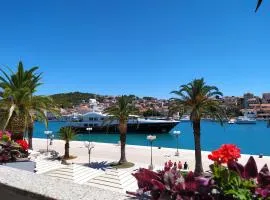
[32,138,270,172]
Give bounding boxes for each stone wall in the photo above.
[0,166,128,200]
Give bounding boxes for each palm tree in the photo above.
[0,61,59,148]
[171,78,226,175]
[104,95,137,164]
[59,127,75,159]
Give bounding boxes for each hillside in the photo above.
[50,92,101,108]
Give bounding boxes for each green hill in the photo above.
[50,92,101,108]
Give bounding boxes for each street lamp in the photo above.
[44,130,53,153]
[50,134,54,145]
[86,127,92,138]
[147,135,156,170]
[173,130,181,156]
[84,141,95,166]
[85,127,93,166]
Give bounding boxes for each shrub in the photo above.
[0,131,29,163]
[16,140,29,152]
[129,144,270,200]
[0,130,11,142]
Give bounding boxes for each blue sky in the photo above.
[0,0,269,99]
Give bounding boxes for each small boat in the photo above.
[228,119,236,124]
[236,110,256,124]
[180,115,190,122]
[236,116,256,124]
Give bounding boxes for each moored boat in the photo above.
[236,110,256,124]
[236,116,256,124]
[180,115,190,122]
[228,118,236,124]
[63,111,179,133]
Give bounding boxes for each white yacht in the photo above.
[65,111,180,134]
[236,111,256,124]
[236,116,256,124]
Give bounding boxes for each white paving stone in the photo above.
[85,168,138,193]
[44,164,105,184]
[34,159,65,174]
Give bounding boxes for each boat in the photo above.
[235,111,256,124]
[64,111,180,133]
[235,116,256,124]
[180,115,190,122]
[228,118,236,124]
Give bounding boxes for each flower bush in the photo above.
[208,144,241,164]
[128,161,213,200]
[0,130,11,142]
[16,140,29,151]
[0,130,29,163]
[129,144,270,200]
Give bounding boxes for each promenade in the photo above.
[33,138,270,171]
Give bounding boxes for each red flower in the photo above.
[208,144,241,164]
[16,140,29,151]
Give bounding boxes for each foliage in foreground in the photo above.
[129,144,270,200]
[0,61,59,149]
[0,130,29,163]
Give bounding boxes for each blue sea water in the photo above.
[33,121,270,156]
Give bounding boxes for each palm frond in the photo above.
[59,127,75,141]
[170,78,226,123]
[255,0,263,12]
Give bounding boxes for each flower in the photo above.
[16,140,29,151]
[0,130,11,142]
[208,144,241,164]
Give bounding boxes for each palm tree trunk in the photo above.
[193,120,203,176]
[7,114,25,140]
[118,122,127,164]
[28,124,33,150]
[64,141,69,159]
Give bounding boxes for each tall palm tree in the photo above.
[171,78,226,175]
[59,127,75,159]
[104,95,137,164]
[0,61,59,148]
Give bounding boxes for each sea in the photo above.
[33,120,270,156]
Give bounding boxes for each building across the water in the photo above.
[249,103,270,119]
[262,93,270,104]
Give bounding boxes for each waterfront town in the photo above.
[57,92,270,120]
[1,1,270,200]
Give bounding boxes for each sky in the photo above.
[0,0,269,99]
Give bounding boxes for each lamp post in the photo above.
[173,130,181,156]
[44,130,52,153]
[86,127,92,138]
[84,141,95,166]
[85,127,93,166]
[50,134,54,145]
[147,135,156,170]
